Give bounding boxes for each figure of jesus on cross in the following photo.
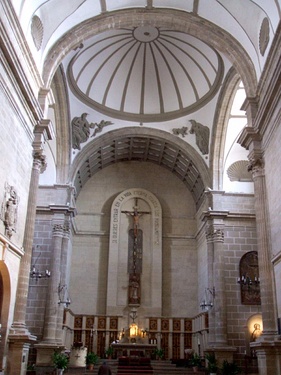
[121,198,150,238]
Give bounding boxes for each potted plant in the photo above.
[26,364,36,375]
[85,352,99,370]
[205,353,218,375]
[190,353,201,372]
[52,351,69,375]
[221,360,241,375]
[105,346,114,359]
[154,348,164,360]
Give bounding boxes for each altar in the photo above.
[112,342,157,358]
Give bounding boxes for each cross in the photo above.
[121,198,150,238]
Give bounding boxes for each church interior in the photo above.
[1,0,281,374]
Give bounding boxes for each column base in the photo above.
[251,337,281,375]
[35,343,65,367]
[205,345,237,366]
[8,332,36,375]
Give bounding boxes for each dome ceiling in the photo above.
[67,26,224,122]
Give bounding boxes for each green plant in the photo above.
[52,351,69,370]
[205,353,218,373]
[105,346,114,357]
[221,360,241,375]
[154,348,164,359]
[85,352,99,365]
[190,352,201,367]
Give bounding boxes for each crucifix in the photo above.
[121,198,150,239]
[122,198,150,305]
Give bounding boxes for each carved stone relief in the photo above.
[259,17,270,56]
[31,15,44,51]
[189,120,210,155]
[227,160,253,182]
[71,113,113,150]
[171,120,210,156]
[1,182,19,238]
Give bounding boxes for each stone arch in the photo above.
[42,8,257,98]
[211,68,242,190]
[69,126,211,209]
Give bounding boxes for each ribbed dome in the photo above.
[67,26,224,122]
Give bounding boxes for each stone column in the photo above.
[238,127,281,374]
[35,223,64,369]
[10,152,46,333]
[8,120,53,374]
[55,221,70,344]
[8,150,47,375]
[204,212,236,364]
[43,223,64,343]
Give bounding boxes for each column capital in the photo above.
[206,225,224,243]
[32,151,47,173]
[52,223,65,236]
[248,152,265,179]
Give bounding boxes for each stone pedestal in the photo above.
[35,343,65,369]
[69,348,87,367]
[205,346,237,367]
[7,336,33,375]
[251,339,281,375]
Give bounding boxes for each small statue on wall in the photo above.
[172,126,188,138]
[71,113,113,150]
[189,119,210,155]
[129,273,140,305]
[1,182,19,238]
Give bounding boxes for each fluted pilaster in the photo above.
[11,152,46,333]
[248,153,277,337]
[42,223,64,343]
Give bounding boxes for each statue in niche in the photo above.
[189,119,210,155]
[1,183,19,238]
[129,274,140,305]
[71,113,113,150]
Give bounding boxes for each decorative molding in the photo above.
[227,160,252,182]
[31,15,44,51]
[259,17,270,56]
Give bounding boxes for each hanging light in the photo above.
[30,266,51,281]
[200,287,215,311]
[237,275,260,287]
[58,284,71,308]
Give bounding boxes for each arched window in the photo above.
[238,251,261,305]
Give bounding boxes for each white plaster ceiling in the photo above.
[12,0,281,203]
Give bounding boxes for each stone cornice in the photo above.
[0,1,43,123]
[237,126,262,151]
[0,234,24,259]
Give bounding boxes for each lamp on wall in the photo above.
[200,287,215,311]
